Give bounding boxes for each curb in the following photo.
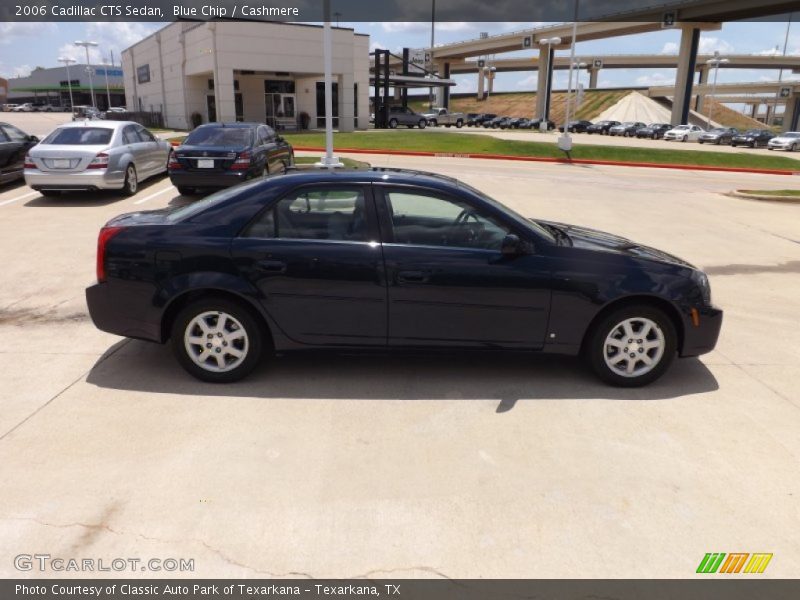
[293,146,800,177]
[725,191,800,204]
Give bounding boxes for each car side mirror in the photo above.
[501,234,526,256]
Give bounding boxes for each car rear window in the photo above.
[42,127,113,145]
[185,127,253,147]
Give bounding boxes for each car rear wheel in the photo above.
[456,120,463,128]
[172,298,264,383]
[418,119,427,129]
[121,164,138,196]
[586,305,677,387]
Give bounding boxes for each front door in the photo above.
[375,186,551,348]
[231,184,387,346]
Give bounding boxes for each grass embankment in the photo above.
[284,131,800,171]
[408,90,629,124]
[738,189,800,197]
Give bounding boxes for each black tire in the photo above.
[792,143,798,152]
[698,140,704,144]
[388,118,398,129]
[418,119,427,129]
[171,298,265,383]
[177,186,195,196]
[121,164,138,196]
[430,120,438,127]
[455,120,463,128]
[585,304,677,387]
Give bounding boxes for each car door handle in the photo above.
[256,260,287,273]
[397,270,429,284]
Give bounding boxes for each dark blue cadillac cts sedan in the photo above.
[86,168,722,387]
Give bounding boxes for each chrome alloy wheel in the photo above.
[184,311,249,373]
[603,317,665,378]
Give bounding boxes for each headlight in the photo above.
[691,270,712,306]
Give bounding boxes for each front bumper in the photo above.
[680,305,723,357]
[169,169,249,189]
[24,168,124,191]
[768,142,794,150]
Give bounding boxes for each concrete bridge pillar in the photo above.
[782,92,800,131]
[588,68,599,89]
[477,68,485,100]
[695,65,710,112]
[671,25,701,125]
[536,45,555,120]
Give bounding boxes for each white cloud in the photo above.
[698,36,735,55]
[380,21,472,34]
[58,22,160,65]
[453,75,477,93]
[0,22,56,45]
[369,41,386,52]
[635,72,675,86]
[517,74,537,88]
[8,64,33,78]
[660,42,679,55]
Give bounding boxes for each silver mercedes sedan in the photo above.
[24,121,171,196]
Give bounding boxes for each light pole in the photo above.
[572,61,587,108]
[559,0,580,151]
[315,0,341,168]
[706,53,729,128]
[74,40,99,108]
[772,13,793,126]
[428,0,436,110]
[102,61,113,110]
[538,36,561,131]
[57,56,76,110]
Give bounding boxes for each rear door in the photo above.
[231,183,387,346]
[375,185,552,348]
[135,125,163,176]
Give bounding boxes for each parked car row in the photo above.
[2,120,296,196]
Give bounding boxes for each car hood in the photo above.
[770,136,795,142]
[537,220,695,268]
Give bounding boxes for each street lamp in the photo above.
[538,36,561,131]
[57,56,76,110]
[102,61,113,110]
[706,53,729,128]
[315,0,341,168]
[74,40,99,108]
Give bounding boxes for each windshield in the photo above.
[185,127,253,147]
[743,130,761,135]
[782,132,800,138]
[674,125,690,130]
[458,181,556,244]
[710,128,728,133]
[42,127,113,145]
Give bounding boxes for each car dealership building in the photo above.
[122,21,370,132]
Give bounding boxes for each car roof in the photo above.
[55,120,132,130]
[194,122,262,129]
[274,167,465,189]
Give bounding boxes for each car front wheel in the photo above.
[586,305,677,387]
[418,119,427,129]
[172,298,264,383]
[388,118,398,129]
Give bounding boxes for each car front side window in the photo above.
[244,187,370,242]
[383,189,510,251]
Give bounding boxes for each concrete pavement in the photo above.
[0,154,798,578]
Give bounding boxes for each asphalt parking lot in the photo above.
[1,149,799,578]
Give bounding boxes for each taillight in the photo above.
[24,155,35,169]
[96,226,124,283]
[168,152,182,170]
[87,152,109,170]
[230,151,252,170]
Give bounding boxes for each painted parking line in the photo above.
[0,191,40,208]
[133,185,176,205]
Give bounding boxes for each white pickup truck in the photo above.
[423,107,465,128]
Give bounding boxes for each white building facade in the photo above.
[121,21,370,131]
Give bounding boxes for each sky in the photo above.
[1,19,798,95]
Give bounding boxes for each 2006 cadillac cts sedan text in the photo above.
[86,169,722,387]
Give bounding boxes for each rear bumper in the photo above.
[680,305,723,357]
[169,169,249,189]
[86,282,162,343]
[25,169,124,191]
